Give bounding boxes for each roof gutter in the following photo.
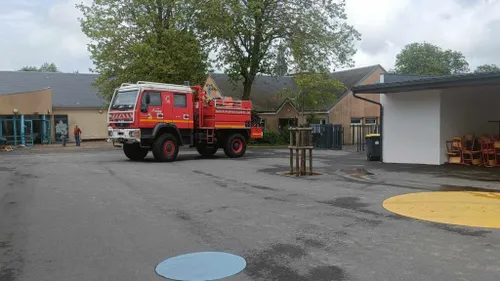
[352,72,500,94]
[350,86,384,162]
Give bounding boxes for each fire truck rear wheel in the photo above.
[152,133,179,162]
[196,143,218,157]
[224,133,246,158]
[123,143,149,161]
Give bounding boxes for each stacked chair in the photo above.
[446,134,500,167]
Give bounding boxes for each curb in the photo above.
[248,146,289,149]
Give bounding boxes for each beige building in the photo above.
[0,71,108,145]
[203,65,385,144]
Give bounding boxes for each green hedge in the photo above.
[250,126,291,145]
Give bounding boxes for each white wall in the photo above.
[440,84,500,163]
[382,90,442,165]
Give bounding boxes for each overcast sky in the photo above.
[1,0,499,73]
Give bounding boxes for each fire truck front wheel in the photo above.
[123,143,149,161]
[224,133,247,158]
[152,133,179,162]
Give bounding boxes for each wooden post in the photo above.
[295,130,300,176]
[288,127,314,176]
[295,148,299,176]
[309,148,313,175]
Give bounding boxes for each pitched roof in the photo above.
[314,64,383,110]
[352,71,500,94]
[210,73,297,112]
[210,64,383,112]
[0,71,105,108]
[383,73,438,83]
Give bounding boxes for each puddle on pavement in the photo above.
[440,184,500,193]
[278,171,324,177]
[340,168,374,180]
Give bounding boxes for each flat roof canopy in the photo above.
[352,72,500,94]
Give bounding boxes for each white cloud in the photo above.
[0,0,92,73]
[0,0,499,73]
[345,0,500,71]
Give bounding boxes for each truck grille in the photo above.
[114,123,130,128]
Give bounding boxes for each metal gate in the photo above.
[351,124,380,151]
[311,124,343,150]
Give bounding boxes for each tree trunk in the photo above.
[242,79,252,100]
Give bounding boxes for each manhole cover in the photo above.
[155,252,246,280]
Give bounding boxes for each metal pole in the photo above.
[41,115,46,144]
[13,116,17,146]
[20,114,25,146]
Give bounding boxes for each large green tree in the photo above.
[394,42,469,75]
[76,0,208,100]
[474,64,500,73]
[276,72,344,125]
[19,62,59,72]
[197,0,360,100]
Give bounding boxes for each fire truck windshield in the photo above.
[111,90,138,110]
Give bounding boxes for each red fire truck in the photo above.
[107,81,263,162]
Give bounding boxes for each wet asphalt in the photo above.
[1,147,500,281]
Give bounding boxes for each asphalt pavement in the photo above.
[1,147,500,281]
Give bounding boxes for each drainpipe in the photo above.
[351,84,384,162]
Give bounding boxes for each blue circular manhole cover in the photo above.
[155,251,247,281]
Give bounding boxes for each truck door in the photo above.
[161,91,173,123]
[171,92,193,129]
[139,90,163,128]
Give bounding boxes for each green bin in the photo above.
[365,134,381,161]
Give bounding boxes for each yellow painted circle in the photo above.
[383,191,500,229]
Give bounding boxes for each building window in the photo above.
[320,119,326,125]
[351,118,362,125]
[279,118,297,128]
[365,118,377,125]
[174,94,187,108]
[259,118,266,128]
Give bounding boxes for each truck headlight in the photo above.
[129,131,140,137]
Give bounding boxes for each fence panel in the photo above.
[311,124,343,150]
[350,124,380,151]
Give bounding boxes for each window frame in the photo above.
[350,118,362,126]
[142,91,162,107]
[365,117,377,125]
[173,93,187,108]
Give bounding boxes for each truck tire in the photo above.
[196,143,218,157]
[224,133,246,158]
[123,143,149,161]
[152,133,179,162]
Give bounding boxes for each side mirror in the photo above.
[145,93,151,105]
[141,105,148,113]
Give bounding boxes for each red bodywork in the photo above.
[108,85,263,139]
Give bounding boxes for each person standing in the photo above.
[74,125,82,147]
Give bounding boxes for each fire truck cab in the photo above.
[107,81,263,162]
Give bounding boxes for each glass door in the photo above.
[54,115,69,143]
[24,120,34,146]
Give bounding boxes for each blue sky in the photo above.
[1,0,499,73]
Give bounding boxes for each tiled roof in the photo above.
[0,71,105,108]
[210,64,383,112]
[382,73,438,83]
[210,73,297,112]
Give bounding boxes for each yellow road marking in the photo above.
[383,191,500,229]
